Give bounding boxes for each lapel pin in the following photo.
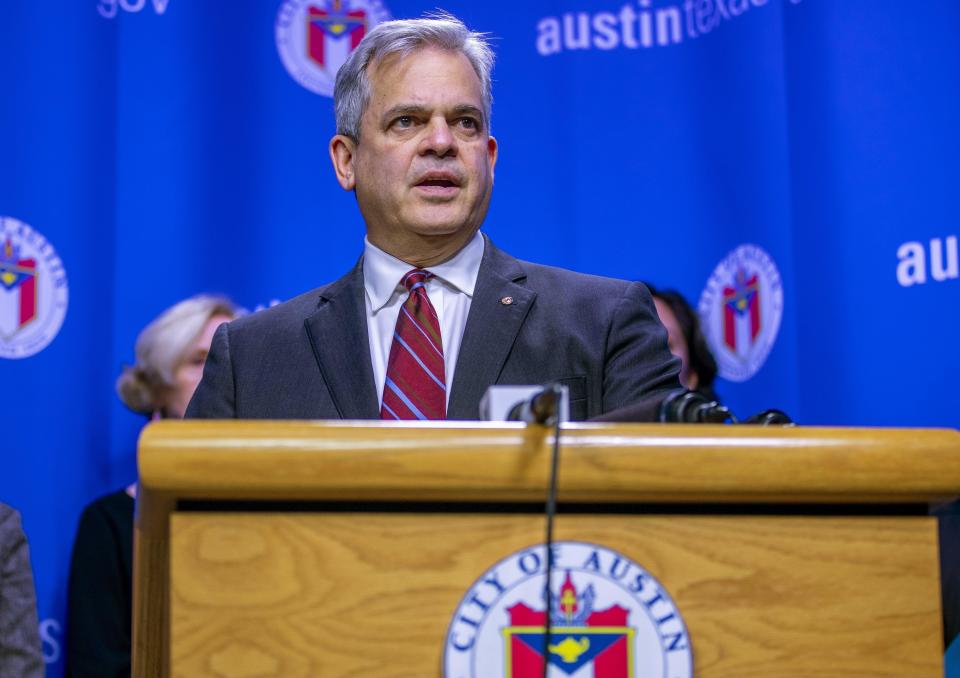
[500,296,514,305]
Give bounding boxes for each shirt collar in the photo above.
[363,230,485,313]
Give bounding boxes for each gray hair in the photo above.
[334,13,494,141]
[116,294,241,415]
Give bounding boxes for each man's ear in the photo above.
[329,134,358,191]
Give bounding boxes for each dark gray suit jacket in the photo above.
[0,504,43,678]
[187,239,680,421]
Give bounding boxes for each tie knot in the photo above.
[402,269,433,292]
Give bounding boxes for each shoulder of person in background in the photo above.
[66,489,136,678]
[0,503,45,678]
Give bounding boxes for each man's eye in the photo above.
[458,117,478,130]
[395,116,414,128]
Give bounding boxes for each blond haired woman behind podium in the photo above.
[66,295,239,677]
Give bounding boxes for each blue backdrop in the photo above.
[1,1,958,674]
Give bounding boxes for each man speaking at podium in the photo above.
[187,14,680,422]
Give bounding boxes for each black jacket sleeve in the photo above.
[66,493,134,678]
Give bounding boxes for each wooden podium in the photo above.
[133,421,960,677]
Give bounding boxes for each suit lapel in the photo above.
[448,239,536,419]
[303,262,380,419]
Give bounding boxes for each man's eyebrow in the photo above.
[451,104,483,118]
[380,104,486,125]
[381,104,428,124]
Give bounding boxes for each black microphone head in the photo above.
[506,383,564,424]
[659,389,732,423]
[530,386,561,424]
[743,409,794,426]
[506,400,526,421]
[696,403,733,423]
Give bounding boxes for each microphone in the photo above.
[479,384,570,423]
[742,409,794,426]
[658,389,734,423]
[507,383,566,425]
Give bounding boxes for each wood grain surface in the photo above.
[169,512,942,678]
[132,423,960,676]
[139,421,960,504]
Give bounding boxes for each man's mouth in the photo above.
[418,178,459,188]
[414,172,462,197]
[416,171,461,186]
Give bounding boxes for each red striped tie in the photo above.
[380,269,446,420]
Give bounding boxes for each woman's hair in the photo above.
[115,295,239,415]
[645,283,718,395]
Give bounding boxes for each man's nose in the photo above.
[419,116,456,157]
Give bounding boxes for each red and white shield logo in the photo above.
[0,237,38,338]
[276,0,391,97]
[0,217,68,359]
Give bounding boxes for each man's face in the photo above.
[330,47,498,263]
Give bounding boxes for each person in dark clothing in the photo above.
[645,283,720,402]
[66,491,134,676]
[935,501,960,654]
[0,503,44,678]
[66,294,239,677]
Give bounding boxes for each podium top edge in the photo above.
[135,422,960,504]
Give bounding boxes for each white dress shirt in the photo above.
[363,231,484,407]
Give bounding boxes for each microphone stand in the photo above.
[519,383,564,678]
[541,406,561,678]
